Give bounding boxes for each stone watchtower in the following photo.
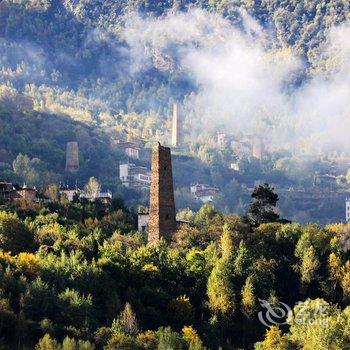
[148,143,177,243]
[171,103,184,148]
[65,141,79,173]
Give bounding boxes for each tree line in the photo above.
[0,184,349,348]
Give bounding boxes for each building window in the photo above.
[165,214,170,220]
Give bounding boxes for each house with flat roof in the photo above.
[119,163,151,191]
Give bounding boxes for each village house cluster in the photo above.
[59,185,113,204]
[116,103,220,203]
[217,132,264,161]
[0,182,39,202]
[115,140,141,159]
[119,163,151,191]
[5,102,348,226]
[190,184,220,203]
[118,162,219,203]
[346,198,350,222]
[0,181,112,205]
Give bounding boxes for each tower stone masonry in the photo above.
[65,141,79,172]
[148,142,177,243]
[171,103,184,148]
[252,137,263,160]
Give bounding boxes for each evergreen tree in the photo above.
[112,303,139,336]
[241,276,256,317]
[221,223,234,260]
[207,258,235,316]
[35,334,60,350]
[245,184,285,226]
[300,246,320,284]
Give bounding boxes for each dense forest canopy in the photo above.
[0,186,350,349]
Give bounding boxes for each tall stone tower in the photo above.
[148,143,177,243]
[171,103,184,148]
[65,141,79,172]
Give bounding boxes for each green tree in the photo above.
[13,153,45,185]
[207,257,235,316]
[112,302,139,336]
[195,204,221,227]
[241,276,256,317]
[62,337,95,350]
[157,327,185,350]
[286,299,349,350]
[58,288,93,331]
[35,334,61,350]
[0,211,35,253]
[300,246,320,284]
[22,277,56,322]
[234,240,251,276]
[221,223,234,260]
[258,326,288,350]
[84,177,101,199]
[245,183,282,226]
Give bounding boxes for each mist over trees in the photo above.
[0,0,349,127]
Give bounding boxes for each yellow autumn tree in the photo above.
[341,262,350,297]
[16,252,40,275]
[221,223,234,260]
[241,276,256,316]
[261,326,287,350]
[207,257,235,315]
[328,253,343,282]
[182,326,206,350]
[300,246,320,284]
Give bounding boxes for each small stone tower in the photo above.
[217,132,227,149]
[252,137,263,160]
[65,142,79,172]
[171,103,184,148]
[148,143,177,243]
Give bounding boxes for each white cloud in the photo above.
[121,8,350,154]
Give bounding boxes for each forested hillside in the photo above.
[1,2,350,348]
[0,0,349,119]
[1,0,350,221]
